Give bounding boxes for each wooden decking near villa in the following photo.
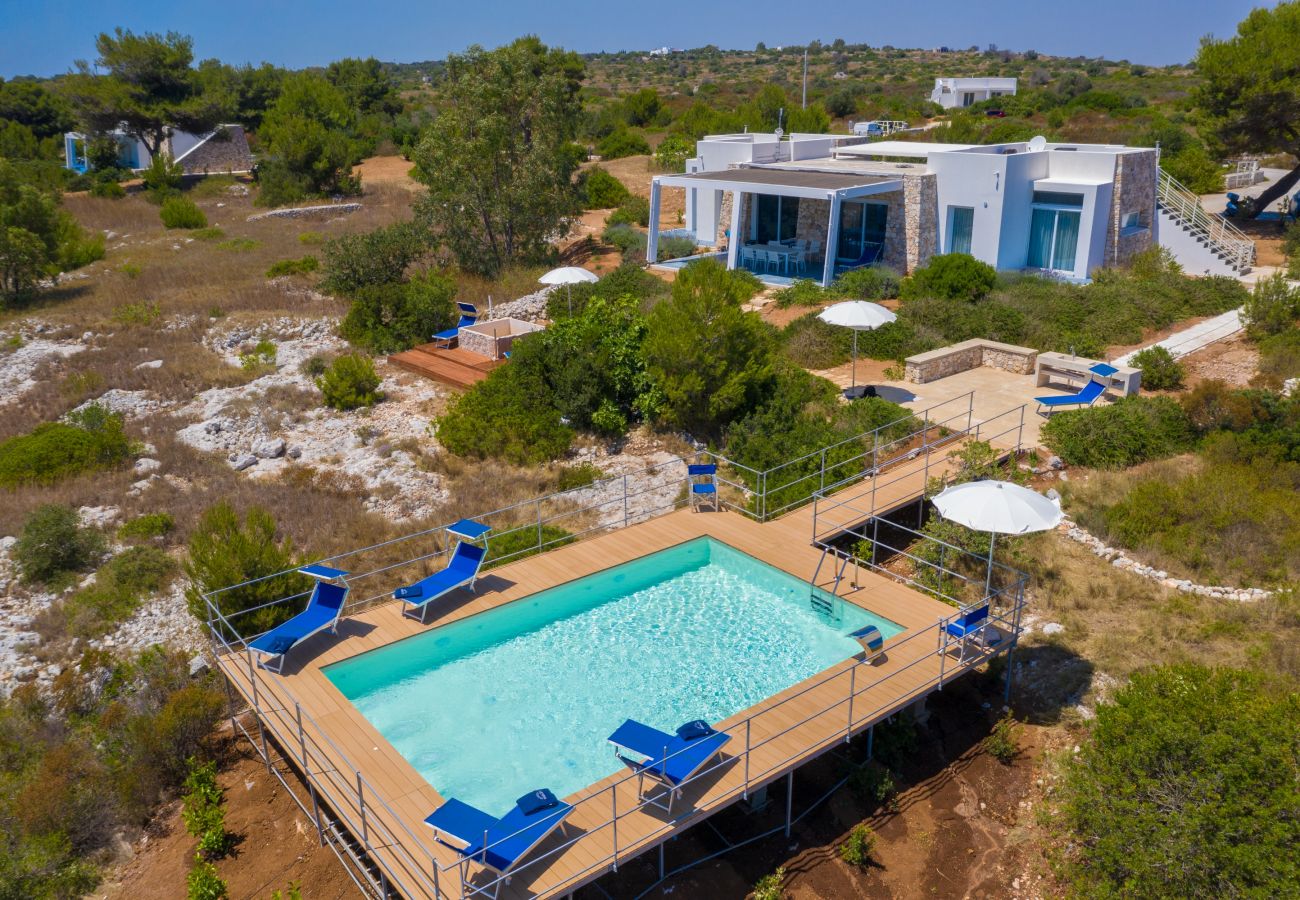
[388,344,501,388]
[213,435,1027,900]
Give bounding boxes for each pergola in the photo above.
[648,167,903,285]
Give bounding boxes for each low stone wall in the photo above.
[905,339,1038,384]
[246,203,362,221]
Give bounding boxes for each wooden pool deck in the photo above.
[216,447,1011,899]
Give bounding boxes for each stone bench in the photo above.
[904,339,1038,384]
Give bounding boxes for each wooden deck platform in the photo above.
[217,446,1008,899]
[388,344,501,389]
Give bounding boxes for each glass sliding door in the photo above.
[836,201,888,263]
[1026,206,1081,272]
[752,194,800,244]
[948,206,974,254]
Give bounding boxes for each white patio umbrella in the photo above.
[932,480,1063,590]
[539,266,599,316]
[817,301,897,398]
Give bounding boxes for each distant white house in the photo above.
[63,124,253,176]
[647,47,682,57]
[930,77,1017,109]
[648,133,1171,285]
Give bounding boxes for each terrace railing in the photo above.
[201,395,1030,899]
[1157,167,1255,273]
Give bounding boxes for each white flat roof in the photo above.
[836,141,977,159]
[1034,176,1112,187]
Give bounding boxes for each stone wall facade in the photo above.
[1104,149,1157,268]
[904,339,1038,383]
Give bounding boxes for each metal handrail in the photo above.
[1157,168,1255,271]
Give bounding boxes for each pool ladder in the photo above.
[809,546,851,622]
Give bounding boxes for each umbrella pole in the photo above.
[985,531,996,598]
[852,330,858,393]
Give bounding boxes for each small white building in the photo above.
[649,134,1164,285]
[930,77,1017,109]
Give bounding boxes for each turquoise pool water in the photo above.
[325,537,902,815]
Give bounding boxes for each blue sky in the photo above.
[0,0,1267,78]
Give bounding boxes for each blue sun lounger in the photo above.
[396,519,490,623]
[608,719,732,812]
[424,790,573,898]
[432,302,480,349]
[247,564,350,673]
[1035,377,1105,415]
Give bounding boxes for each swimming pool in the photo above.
[324,537,902,815]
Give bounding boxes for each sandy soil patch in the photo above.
[355,155,420,192]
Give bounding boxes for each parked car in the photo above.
[985,109,1007,118]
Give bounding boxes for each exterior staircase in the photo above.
[1155,168,1255,276]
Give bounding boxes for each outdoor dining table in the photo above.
[745,243,800,276]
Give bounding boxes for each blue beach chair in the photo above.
[944,604,996,661]
[432,302,480,349]
[608,719,732,812]
[247,564,350,673]
[688,463,718,512]
[396,519,491,623]
[425,789,573,898]
[1035,377,1105,416]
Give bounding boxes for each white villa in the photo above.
[930,77,1018,109]
[648,133,1160,285]
[63,124,253,176]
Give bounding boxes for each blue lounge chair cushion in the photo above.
[608,718,732,786]
[516,788,558,815]
[691,483,717,494]
[397,543,487,608]
[425,795,572,873]
[687,464,716,476]
[675,719,713,740]
[1036,379,1105,408]
[433,326,458,342]
[247,601,340,656]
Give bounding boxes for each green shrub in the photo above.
[602,223,646,257]
[186,858,229,900]
[184,502,309,638]
[870,711,919,771]
[653,134,694,172]
[0,404,134,488]
[580,167,631,209]
[182,760,231,860]
[238,339,276,371]
[752,867,786,900]
[317,353,382,410]
[265,256,319,278]
[657,234,698,261]
[596,128,651,160]
[90,179,126,199]
[118,512,175,541]
[1041,396,1195,468]
[321,222,428,295]
[781,312,851,369]
[1256,328,1300,383]
[554,462,605,491]
[191,227,225,241]
[339,271,457,354]
[112,300,161,326]
[14,505,105,585]
[57,230,105,270]
[298,230,325,245]
[1061,665,1299,898]
[839,823,877,867]
[848,763,896,806]
[1160,144,1225,194]
[1131,345,1185,391]
[901,253,998,301]
[832,265,901,300]
[160,196,208,229]
[299,354,330,377]
[606,196,650,227]
[437,364,574,465]
[1241,272,1300,338]
[64,545,176,637]
[985,713,1020,764]
[141,153,183,201]
[215,238,259,252]
[773,279,827,309]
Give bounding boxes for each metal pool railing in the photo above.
[210,518,1028,900]
[201,397,1030,899]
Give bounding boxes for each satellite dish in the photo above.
[1028,135,1047,152]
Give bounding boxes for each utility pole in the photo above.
[802,48,808,109]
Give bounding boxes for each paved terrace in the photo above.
[213,421,1026,899]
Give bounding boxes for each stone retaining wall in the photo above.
[905,339,1037,383]
[247,203,362,221]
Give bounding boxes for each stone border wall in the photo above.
[905,339,1038,384]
